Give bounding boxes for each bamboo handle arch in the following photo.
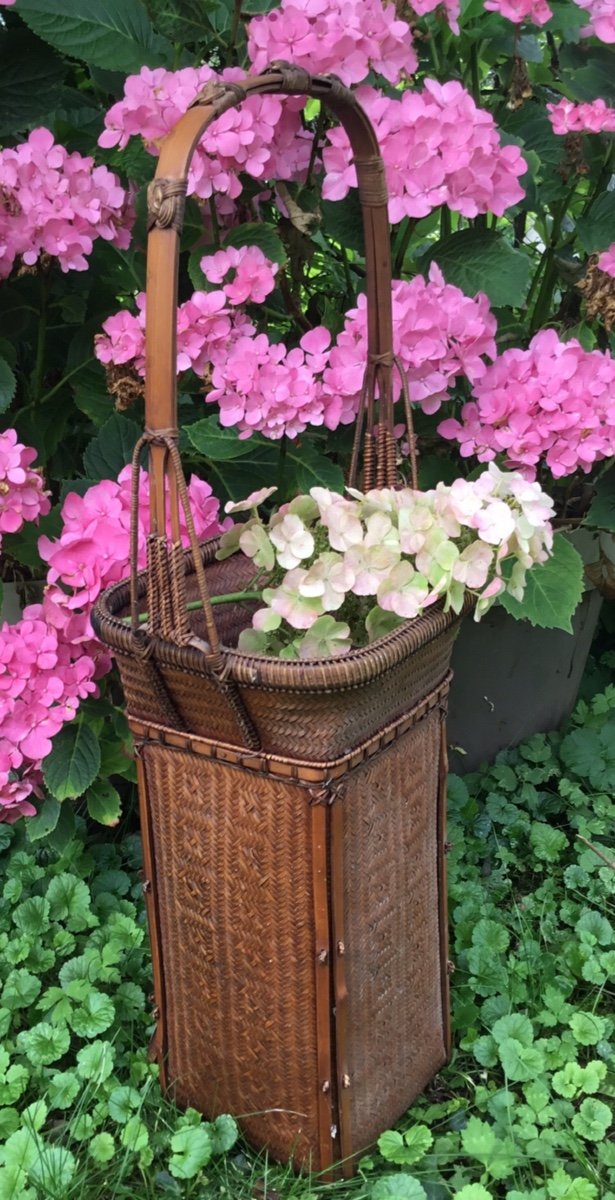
[131,63,414,695]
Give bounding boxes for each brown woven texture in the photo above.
[91,63,466,1176]
[133,678,452,1173]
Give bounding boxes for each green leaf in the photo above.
[322,192,365,254]
[576,192,615,254]
[187,416,268,461]
[13,896,50,938]
[499,1038,545,1082]
[209,1115,238,1155]
[1,970,41,1012]
[454,1188,494,1200]
[108,1086,141,1124]
[43,723,101,802]
[120,1115,150,1155]
[169,1125,212,1179]
[28,1146,76,1196]
[69,990,115,1038]
[492,1013,534,1047]
[584,465,615,530]
[89,1133,116,1164]
[284,439,344,495]
[371,1175,427,1200]
[529,822,568,863]
[82,413,140,481]
[86,780,121,827]
[17,0,172,73]
[547,1168,597,1200]
[0,29,65,137]
[17,1021,70,1066]
[571,1097,612,1141]
[46,1072,80,1111]
[223,222,286,265]
[76,1040,115,1082]
[500,534,584,633]
[0,356,17,415]
[0,1063,29,1105]
[569,1011,607,1046]
[421,229,531,308]
[46,874,92,930]
[25,797,61,842]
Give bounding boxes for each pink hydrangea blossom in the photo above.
[439,329,615,479]
[0,429,50,549]
[247,0,417,85]
[0,128,132,279]
[1,464,228,820]
[322,81,526,222]
[598,244,615,277]
[207,326,331,439]
[322,265,497,428]
[409,0,460,34]
[40,465,228,611]
[575,0,615,41]
[200,245,278,305]
[484,0,552,24]
[95,290,253,378]
[547,97,615,134]
[99,65,311,206]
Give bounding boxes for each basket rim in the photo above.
[92,535,469,693]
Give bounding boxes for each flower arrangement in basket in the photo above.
[91,63,560,1178]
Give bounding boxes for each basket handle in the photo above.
[134,63,415,688]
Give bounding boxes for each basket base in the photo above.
[132,674,452,1175]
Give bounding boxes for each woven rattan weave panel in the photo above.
[141,742,327,1168]
[133,677,452,1174]
[334,705,447,1155]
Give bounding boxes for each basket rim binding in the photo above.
[92,534,468,695]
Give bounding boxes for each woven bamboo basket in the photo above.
[93,63,465,1178]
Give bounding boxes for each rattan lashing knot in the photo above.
[192,80,247,110]
[308,781,346,806]
[147,178,187,233]
[267,60,312,94]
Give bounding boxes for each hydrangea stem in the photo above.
[121,590,263,627]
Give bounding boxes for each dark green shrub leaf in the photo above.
[222,222,287,265]
[421,229,532,307]
[86,780,121,827]
[82,413,140,481]
[17,0,172,73]
[43,723,101,802]
[500,533,584,632]
[576,192,615,254]
[187,417,267,461]
[0,356,17,414]
[0,29,65,136]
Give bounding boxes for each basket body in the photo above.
[94,540,461,1173]
[91,63,467,1176]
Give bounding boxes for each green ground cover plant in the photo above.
[0,678,612,1199]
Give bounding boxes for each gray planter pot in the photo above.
[447,528,603,773]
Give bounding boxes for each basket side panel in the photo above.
[336,703,448,1156]
[140,743,327,1167]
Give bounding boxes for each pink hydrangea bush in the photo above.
[207,326,331,439]
[246,0,418,84]
[438,330,615,479]
[322,81,527,223]
[574,0,615,41]
[217,465,554,659]
[0,429,50,549]
[484,0,552,24]
[99,65,311,206]
[95,289,254,377]
[0,128,132,279]
[547,98,615,134]
[322,265,498,427]
[200,246,278,305]
[1,466,228,821]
